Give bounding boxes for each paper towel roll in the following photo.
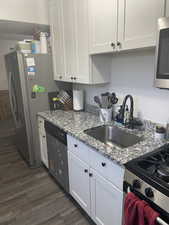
[73,90,84,111]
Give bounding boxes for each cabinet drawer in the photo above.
[89,149,124,191]
[67,135,89,164]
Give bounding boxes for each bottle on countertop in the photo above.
[155,126,166,141]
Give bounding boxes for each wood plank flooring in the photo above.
[0,120,94,225]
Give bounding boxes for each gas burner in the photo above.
[125,144,169,218]
[136,146,169,184]
[156,165,169,182]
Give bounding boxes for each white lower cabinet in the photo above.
[38,117,49,168]
[67,135,124,225]
[39,133,49,168]
[68,152,91,215]
[90,168,123,225]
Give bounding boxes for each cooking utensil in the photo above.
[107,95,113,108]
[111,92,118,104]
[94,92,118,109]
[101,92,110,108]
[94,96,102,108]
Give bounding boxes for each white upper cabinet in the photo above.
[74,0,90,83]
[62,0,77,82]
[88,0,118,54]
[50,0,166,74]
[49,0,111,84]
[88,0,165,54]
[118,0,165,50]
[49,0,66,81]
[165,0,169,17]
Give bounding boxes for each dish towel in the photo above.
[123,192,160,225]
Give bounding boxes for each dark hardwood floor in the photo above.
[0,120,94,225]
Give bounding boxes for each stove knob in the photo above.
[133,180,141,189]
[145,188,154,198]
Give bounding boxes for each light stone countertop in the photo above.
[38,110,167,167]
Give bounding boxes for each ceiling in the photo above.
[0,20,50,40]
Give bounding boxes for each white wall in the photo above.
[0,40,18,90]
[0,0,49,25]
[76,49,169,125]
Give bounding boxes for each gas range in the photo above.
[124,143,169,219]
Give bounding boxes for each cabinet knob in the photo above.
[71,77,73,80]
[89,173,93,177]
[84,169,88,173]
[59,76,62,79]
[74,77,77,80]
[43,135,46,138]
[111,42,115,48]
[117,42,121,47]
[101,162,106,167]
[74,144,78,148]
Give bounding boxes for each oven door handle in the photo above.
[127,187,169,225]
[157,218,169,225]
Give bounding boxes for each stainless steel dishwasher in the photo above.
[45,121,69,192]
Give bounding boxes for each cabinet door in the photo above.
[39,133,49,168]
[38,118,49,168]
[88,0,118,54]
[166,1,169,16]
[90,169,123,225]
[49,0,66,81]
[68,152,90,215]
[118,0,165,50]
[62,0,77,82]
[74,0,90,83]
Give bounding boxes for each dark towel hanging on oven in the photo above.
[123,192,160,225]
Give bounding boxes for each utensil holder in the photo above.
[99,108,113,122]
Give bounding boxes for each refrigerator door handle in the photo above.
[8,72,17,124]
[8,72,13,111]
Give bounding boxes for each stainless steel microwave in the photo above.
[155,17,169,89]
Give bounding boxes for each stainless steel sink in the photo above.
[84,125,143,148]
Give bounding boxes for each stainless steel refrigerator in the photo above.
[5,52,57,167]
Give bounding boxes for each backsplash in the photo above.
[75,49,169,125]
